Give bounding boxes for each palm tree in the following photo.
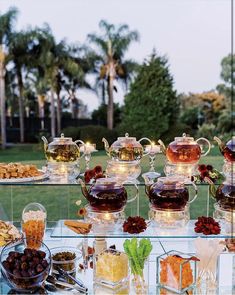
[0,7,18,148]
[88,20,139,130]
[63,45,93,119]
[8,29,38,142]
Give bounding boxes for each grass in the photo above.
[0,144,223,222]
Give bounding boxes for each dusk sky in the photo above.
[1,0,231,112]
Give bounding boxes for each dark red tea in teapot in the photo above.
[80,178,127,212]
[146,177,192,211]
[148,185,189,211]
[215,181,235,211]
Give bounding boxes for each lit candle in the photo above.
[80,142,97,154]
[145,142,160,155]
[59,163,67,174]
[103,212,112,221]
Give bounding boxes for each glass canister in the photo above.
[94,249,129,288]
[21,203,47,249]
[156,250,197,294]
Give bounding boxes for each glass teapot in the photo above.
[79,178,127,212]
[158,133,211,164]
[102,133,152,161]
[215,175,235,211]
[41,133,86,163]
[214,136,235,162]
[144,176,198,211]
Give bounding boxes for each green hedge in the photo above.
[61,125,118,150]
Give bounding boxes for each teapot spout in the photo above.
[158,139,166,155]
[214,136,225,153]
[41,136,48,152]
[78,179,90,201]
[102,138,110,155]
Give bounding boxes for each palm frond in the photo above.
[0,7,18,45]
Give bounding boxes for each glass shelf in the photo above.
[49,219,235,239]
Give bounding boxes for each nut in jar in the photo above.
[22,203,47,249]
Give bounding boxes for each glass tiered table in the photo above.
[0,181,234,294]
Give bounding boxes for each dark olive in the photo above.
[36,264,44,273]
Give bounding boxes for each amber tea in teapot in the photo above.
[159,133,211,164]
[42,134,85,163]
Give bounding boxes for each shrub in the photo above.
[61,126,81,140]
[196,123,217,140]
[180,107,200,130]
[217,110,234,133]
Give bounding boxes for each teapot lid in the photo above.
[174,133,194,142]
[155,176,185,189]
[117,133,136,141]
[52,133,72,142]
[226,136,235,149]
[94,177,122,188]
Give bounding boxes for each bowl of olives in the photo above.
[0,239,51,292]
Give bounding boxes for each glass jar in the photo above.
[159,133,211,164]
[145,176,197,211]
[94,249,129,288]
[156,250,197,294]
[21,203,47,249]
[50,246,82,284]
[103,133,151,161]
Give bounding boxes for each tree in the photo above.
[180,91,226,124]
[91,103,122,127]
[0,7,18,148]
[8,29,37,142]
[88,20,139,130]
[63,44,93,119]
[216,54,235,103]
[120,52,178,139]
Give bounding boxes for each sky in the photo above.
[0,0,232,112]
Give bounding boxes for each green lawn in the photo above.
[0,145,223,222]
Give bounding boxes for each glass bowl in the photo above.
[0,239,51,293]
[50,246,82,281]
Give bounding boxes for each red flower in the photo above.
[198,164,207,172]
[201,171,209,178]
[94,165,102,174]
[206,165,213,171]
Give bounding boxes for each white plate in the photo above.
[0,170,49,183]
